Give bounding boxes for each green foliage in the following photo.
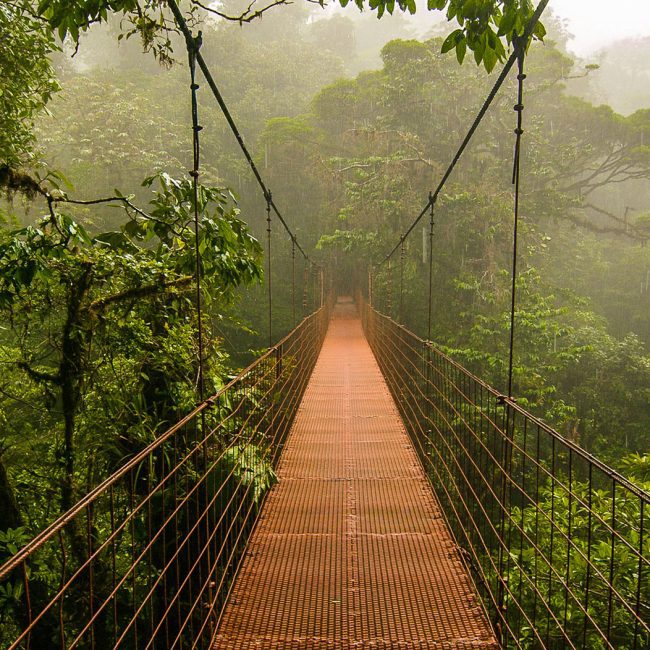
[317,228,380,255]
[210,444,277,506]
[36,0,176,64]
[0,172,262,526]
[438,0,546,71]
[0,527,30,621]
[506,477,649,648]
[0,3,60,166]
[620,453,650,484]
[560,332,650,456]
[29,0,544,74]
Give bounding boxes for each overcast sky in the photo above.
[549,0,650,56]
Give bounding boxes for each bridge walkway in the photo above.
[212,298,497,649]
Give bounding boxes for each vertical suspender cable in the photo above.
[387,259,393,317]
[186,30,212,636]
[291,238,296,326]
[266,192,273,348]
[507,44,527,399]
[427,194,435,341]
[498,43,527,633]
[188,33,205,405]
[302,261,308,314]
[399,239,405,323]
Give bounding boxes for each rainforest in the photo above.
[0,0,648,647]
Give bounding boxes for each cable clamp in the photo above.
[514,128,524,135]
[190,31,203,54]
[513,103,524,112]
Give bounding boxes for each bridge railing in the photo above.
[361,299,649,649]
[0,303,331,650]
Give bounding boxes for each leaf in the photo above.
[497,9,516,37]
[483,44,497,73]
[455,38,467,64]
[441,29,463,54]
[533,22,547,40]
[76,224,92,246]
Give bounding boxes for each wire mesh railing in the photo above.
[0,304,330,650]
[361,298,649,649]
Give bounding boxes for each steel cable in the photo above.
[166,0,315,265]
[379,0,550,266]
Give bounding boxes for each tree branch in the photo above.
[190,0,291,23]
[89,276,193,313]
[53,195,150,220]
[15,361,60,385]
[583,202,648,241]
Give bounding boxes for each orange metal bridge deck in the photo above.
[212,299,497,649]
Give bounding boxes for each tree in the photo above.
[0,173,261,527]
[0,3,59,167]
[29,0,545,72]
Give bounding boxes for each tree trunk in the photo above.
[0,457,22,531]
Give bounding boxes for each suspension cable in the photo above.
[291,238,296,326]
[387,259,393,316]
[378,0,549,266]
[507,44,527,399]
[266,192,273,348]
[187,31,205,403]
[399,238,405,323]
[302,261,308,314]
[166,0,314,264]
[427,193,435,341]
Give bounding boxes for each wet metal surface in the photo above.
[212,298,497,649]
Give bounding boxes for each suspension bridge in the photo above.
[0,294,648,648]
[1,0,649,647]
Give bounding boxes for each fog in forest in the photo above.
[1,3,649,644]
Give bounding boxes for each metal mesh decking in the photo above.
[212,298,497,649]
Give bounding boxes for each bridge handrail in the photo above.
[0,300,332,649]
[364,303,650,505]
[360,296,649,649]
[0,306,326,583]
